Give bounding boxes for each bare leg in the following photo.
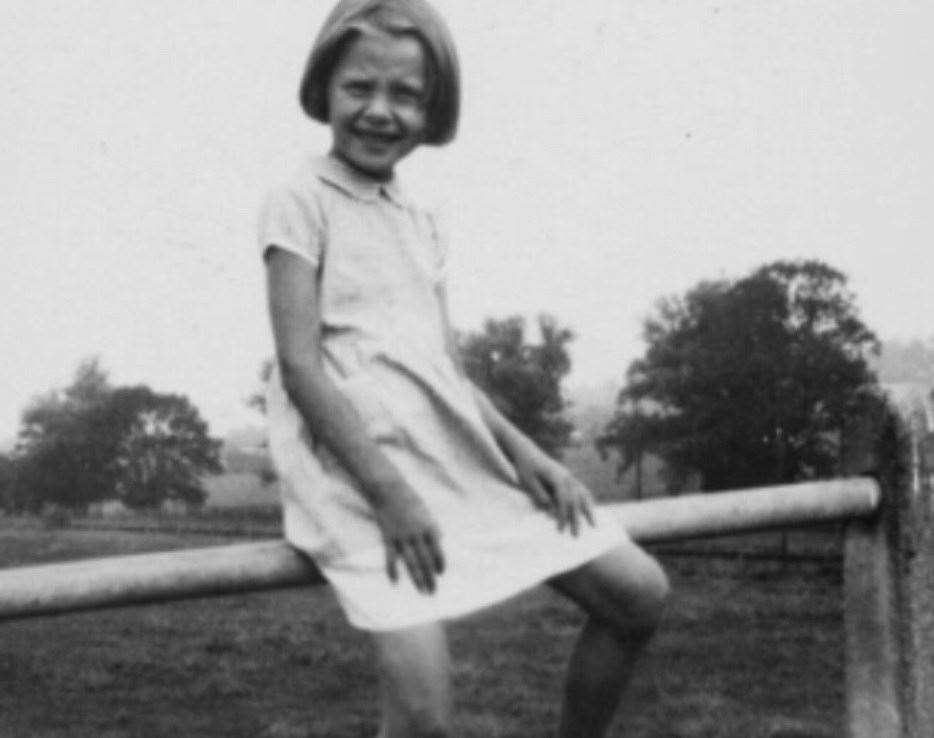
[371,622,453,738]
[549,540,669,738]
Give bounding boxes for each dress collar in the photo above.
[311,154,408,208]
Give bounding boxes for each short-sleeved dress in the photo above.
[259,154,625,631]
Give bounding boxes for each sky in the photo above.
[2,0,932,444]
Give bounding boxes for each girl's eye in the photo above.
[393,88,424,106]
[343,81,371,97]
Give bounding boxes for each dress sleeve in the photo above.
[257,184,325,268]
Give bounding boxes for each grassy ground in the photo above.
[0,522,844,738]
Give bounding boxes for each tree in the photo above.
[0,452,15,511]
[599,260,880,491]
[13,359,119,511]
[102,386,222,509]
[458,314,575,457]
[11,359,221,511]
[595,398,663,499]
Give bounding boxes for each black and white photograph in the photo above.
[2,1,932,736]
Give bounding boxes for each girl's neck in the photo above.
[329,148,394,184]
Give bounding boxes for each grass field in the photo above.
[0,521,845,738]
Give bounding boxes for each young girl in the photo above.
[259,1,669,735]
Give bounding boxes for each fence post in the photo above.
[842,398,934,738]
[899,402,934,738]
[842,408,903,738]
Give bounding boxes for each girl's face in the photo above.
[327,31,429,181]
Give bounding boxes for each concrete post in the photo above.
[900,403,934,738]
[843,407,904,738]
[843,398,934,738]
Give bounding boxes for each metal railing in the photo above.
[0,477,879,620]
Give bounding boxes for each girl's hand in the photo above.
[512,446,596,536]
[372,483,445,594]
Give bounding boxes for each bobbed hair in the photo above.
[299,0,461,146]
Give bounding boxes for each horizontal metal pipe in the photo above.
[0,477,880,621]
[611,477,881,543]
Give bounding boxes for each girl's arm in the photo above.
[436,285,596,535]
[266,248,444,593]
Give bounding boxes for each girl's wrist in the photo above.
[499,430,541,465]
[363,472,417,509]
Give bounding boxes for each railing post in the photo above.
[843,408,904,738]
[843,397,934,738]
[900,403,934,738]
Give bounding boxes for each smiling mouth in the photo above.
[353,130,401,147]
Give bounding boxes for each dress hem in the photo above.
[301,508,628,632]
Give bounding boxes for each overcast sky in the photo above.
[3,1,932,443]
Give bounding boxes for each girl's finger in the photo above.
[580,494,596,527]
[555,493,568,532]
[412,537,439,593]
[557,482,579,535]
[400,540,431,594]
[385,545,399,583]
[577,483,596,528]
[425,530,445,574]
[566,495,579,536]
[567,480,595,529]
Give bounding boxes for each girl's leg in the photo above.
[371,622,453,738]
[548,540,669,738]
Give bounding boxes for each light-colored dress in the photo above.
[259,154,625,631]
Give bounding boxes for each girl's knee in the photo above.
[631,555,670,629]
[617,544,670,625]
[557,543,670,634]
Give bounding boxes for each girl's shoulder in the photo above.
[257,157,334,267]
[263,156,331,212]
[260,156,349,240]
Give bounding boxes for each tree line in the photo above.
[598,260,885,494]
[460,259,885,496]
[0,259,894,513]
[1,360,221,513]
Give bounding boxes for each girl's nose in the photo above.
[362,92,392,124]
